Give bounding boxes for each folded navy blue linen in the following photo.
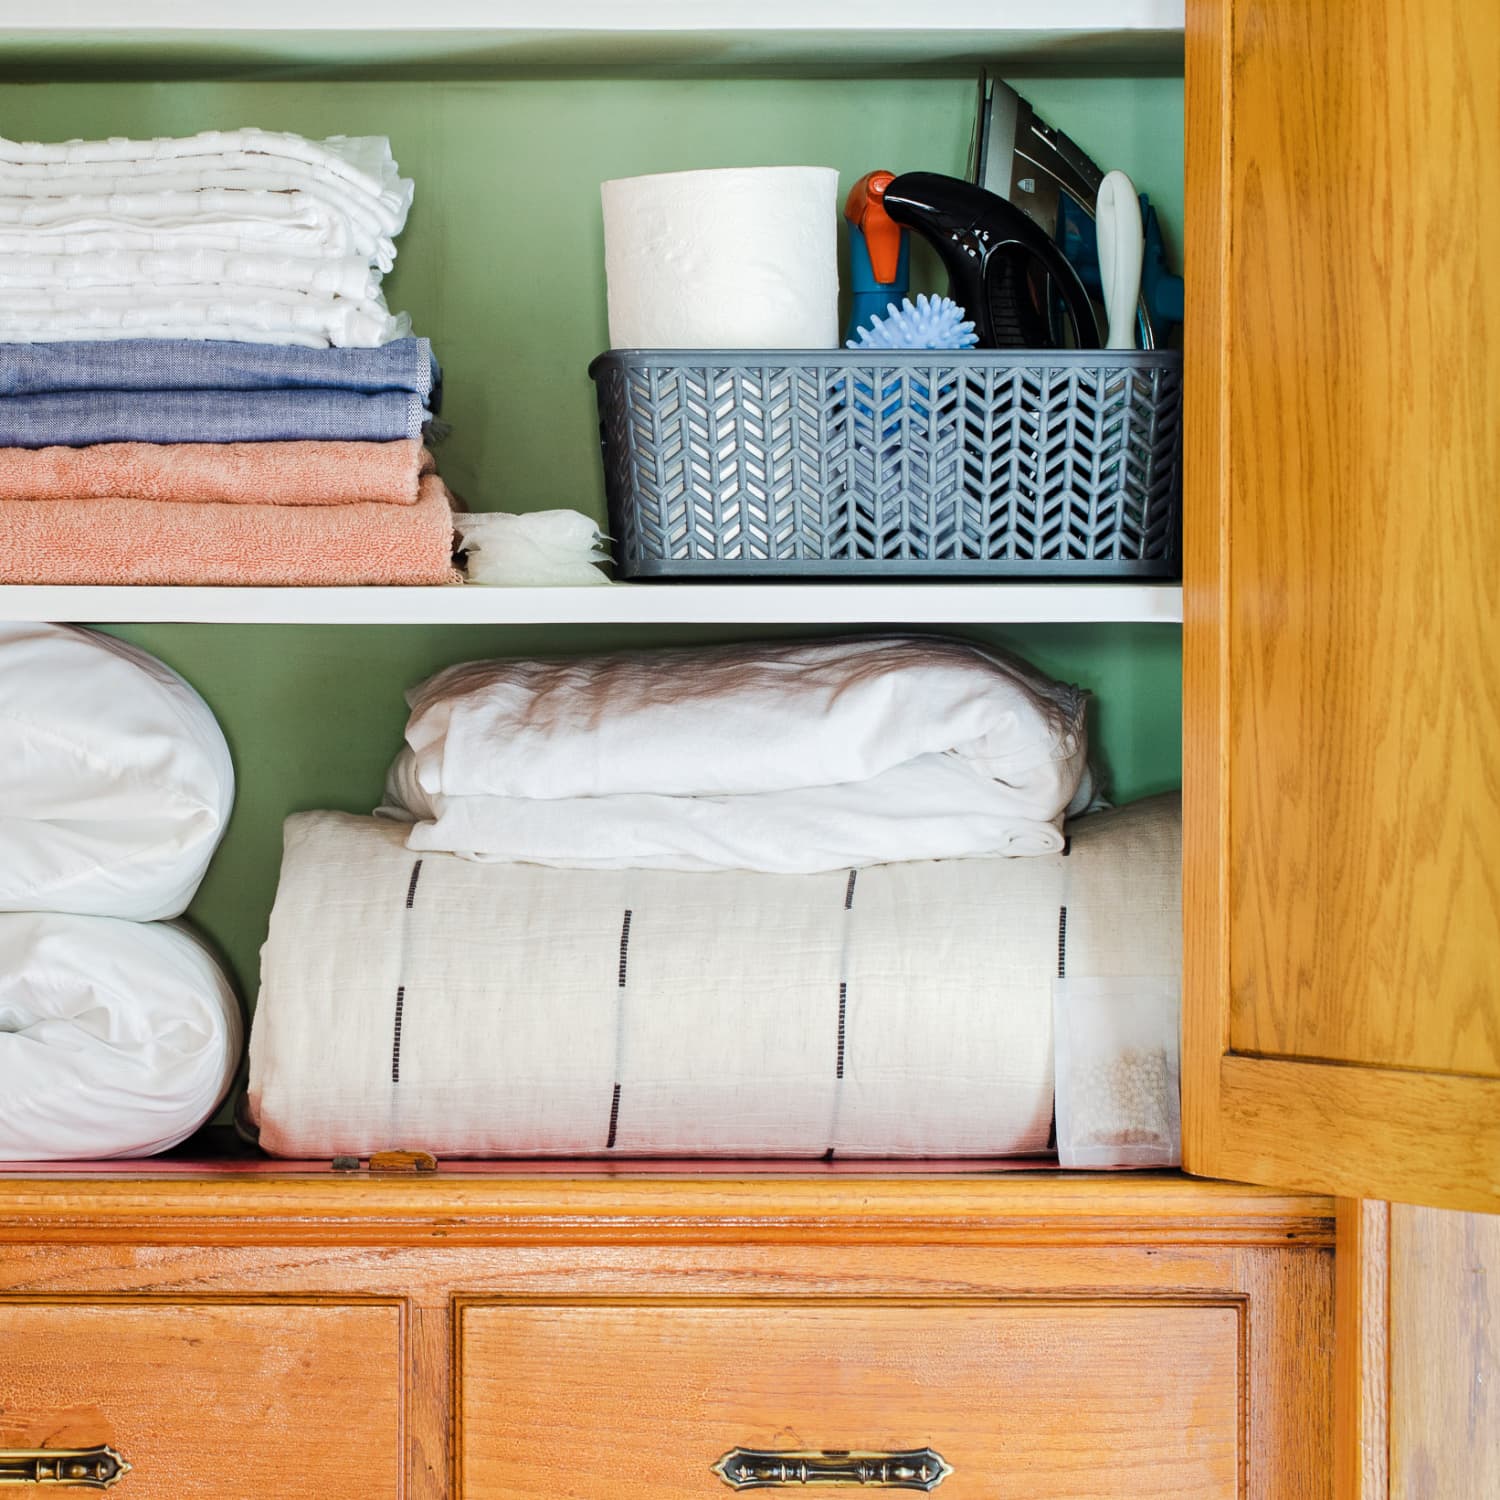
[0,388,430,447]
[0,337,439,405]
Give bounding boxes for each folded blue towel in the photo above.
[0,388,430,447]
[0,337,440,408]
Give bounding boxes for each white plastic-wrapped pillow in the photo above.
[0,913,242,1160]
[0,623,234,920]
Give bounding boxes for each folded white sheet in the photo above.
[248,796,1179,1159]
[0,249,382,301]
[0,286,409,349]
[387,636,1091,868]
[405,635,1087,799]
[0,129,410,219]
[0,130,410,232]
[0,169,399,256]
[0,218,397,274]
[0,624,234,921]
[385,746,1076,869]
[0,913,241,1161]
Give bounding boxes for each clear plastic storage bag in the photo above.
[1054,976,1181,1168]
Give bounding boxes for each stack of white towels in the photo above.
[0,624,240,1161]
[0,129,412,348]
[248,636,1182,1161]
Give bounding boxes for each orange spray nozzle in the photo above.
[844,170,904,286]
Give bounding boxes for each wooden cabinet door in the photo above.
[1183,0,1500,1211]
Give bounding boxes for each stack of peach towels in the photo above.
[0,129,458,586]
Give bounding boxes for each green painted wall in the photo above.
[9,75,1185,1008]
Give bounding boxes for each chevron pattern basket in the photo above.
[590,349,1182,579]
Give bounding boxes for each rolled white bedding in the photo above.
[0,623,235,922]
[248,796,1179,1159]
[0,913,241,1161]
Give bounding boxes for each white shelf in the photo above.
[0,583,1183,626]
[1,1,1184,75]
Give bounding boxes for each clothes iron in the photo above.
[880,170,1101,350]
[970,73,1184,347]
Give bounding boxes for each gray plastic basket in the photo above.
[590,348,1182,580]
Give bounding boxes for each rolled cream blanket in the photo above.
[0,473,459,586]
[248,812,1060,1159]
[0,440,433,506]
[247,796,1180,1159]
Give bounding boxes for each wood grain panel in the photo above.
[459,1301,1241,1499]
[1181,0,1232,1177]
[0,1301,402,1499]
[1214,1057,1500,1210]
[1235,1246,1336,1498]
[1182,0,1500,1209]
[1390,1205,1500,1498]
[1222,0,1500,1072]
[409,1301,453,1500]
[0,1238,1307,1308]
[0,1171,1334,1247]
[1334,1200,1391,1500]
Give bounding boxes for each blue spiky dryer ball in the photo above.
[846,293,979,351]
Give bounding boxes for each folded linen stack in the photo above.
[0,130,459,586]
[381,636,1095,870]
[0,625,241,1160]
[0,130,411,347]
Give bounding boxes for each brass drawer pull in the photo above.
[0,1447,131,1489]
[714,1449,951,1491]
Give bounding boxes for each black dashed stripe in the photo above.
[606,1083,622,1149]
[836,981,848,1079]
[844,869,858,909]
[618,910,633,988]
[1057,906,1068,978]
[405,859,424,909]
[391,985,406,1083]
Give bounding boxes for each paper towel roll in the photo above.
[602,166,839,349]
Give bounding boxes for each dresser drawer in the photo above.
[458,1300,1240,1499]
[0,1300,402,1497]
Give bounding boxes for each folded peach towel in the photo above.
[0,474,458,586]
[0,438,432,505]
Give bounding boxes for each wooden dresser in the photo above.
[0,1170,1333,1498]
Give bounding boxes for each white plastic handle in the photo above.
[1096,170,1145,351]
